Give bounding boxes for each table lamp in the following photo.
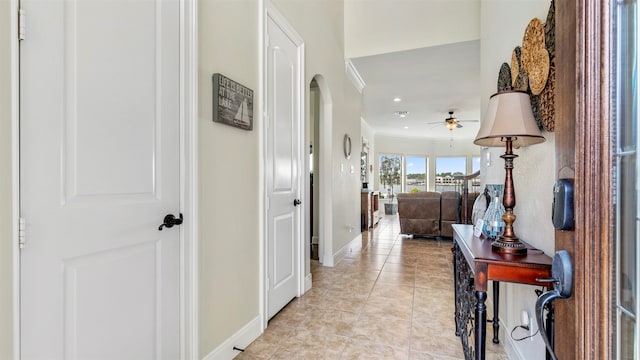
[474,90,545,255]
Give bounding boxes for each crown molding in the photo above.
[345,59,365,93]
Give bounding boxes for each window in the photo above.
[470,156,482,191]
[378,154,402,196]
[613,1,638,358]
[405,156,427,192]
[435,157,466,192]
[472,156,481,173]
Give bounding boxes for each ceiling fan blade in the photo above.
[457,123,463,128]
[458,119,479,123]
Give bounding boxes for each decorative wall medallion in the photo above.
[539,63,556,132]
[541,0,556,132]
[497,63,512,92]
[510,47,521,88]
[530,93,543,130]
[545,0,556,61]
[527,49,550,95]
[510,47,529,91]
[521,18,549,96]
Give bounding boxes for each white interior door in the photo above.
[266,13,303,319]
[19,0,181,359]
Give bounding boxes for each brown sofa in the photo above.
[397,191,462,238]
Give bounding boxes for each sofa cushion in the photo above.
[399,218,440,237]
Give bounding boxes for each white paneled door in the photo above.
[20,0,181,359]
[266,12,303,319]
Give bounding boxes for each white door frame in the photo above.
[9,0,199,358]
[10,0,20,357]
[313,76,334,267]
[261,0,306,327]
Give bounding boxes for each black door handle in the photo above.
[293,199,302,206]
[158,213,183,231]
[535,250,573,360]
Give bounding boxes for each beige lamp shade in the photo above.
[474,90,545,148]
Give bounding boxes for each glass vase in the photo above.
[471,186,490,227]
[481,184,506,240]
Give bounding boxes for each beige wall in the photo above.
[480,1,554,359]
[198,0,362,356]
[344,0,480,58]
[272,0,363,261]
[198,0,261,356]
[0,0,13,357]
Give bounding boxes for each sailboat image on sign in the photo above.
[234,98,251,127]
[212,73,254,130]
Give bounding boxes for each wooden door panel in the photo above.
[554,0,613,358]
[554,0,578,358]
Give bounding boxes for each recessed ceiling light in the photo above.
[395,111,408,118]
[403,126,409,129]
[393,97,402,102]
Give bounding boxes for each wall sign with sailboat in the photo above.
[212,73,254,130]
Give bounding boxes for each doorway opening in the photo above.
[310,79,319,260]
[308,75,334,268]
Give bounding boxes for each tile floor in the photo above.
[236,215,509,359]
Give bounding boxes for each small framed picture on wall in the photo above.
[212,73,254,130]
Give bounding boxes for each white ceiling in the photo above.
[351,40,481,140]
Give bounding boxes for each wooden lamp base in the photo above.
[491,238,528,255]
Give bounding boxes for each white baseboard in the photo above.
[331,233,362,266]
[321,249,334,267]
[480,298,524,360]
[502,319,523,360]
[202,316,262,360]
[305,273,312,292]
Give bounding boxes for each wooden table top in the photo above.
[453,224,552,290]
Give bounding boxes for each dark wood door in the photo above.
[554,0,614,358]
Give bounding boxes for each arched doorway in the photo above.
[308,75,333,272]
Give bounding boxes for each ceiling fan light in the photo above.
[446,122,457,131]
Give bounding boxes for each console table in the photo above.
[361,191,379,230]
[452,224,553,360]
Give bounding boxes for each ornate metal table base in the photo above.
[454,243,501,360]
[452,225,554,360]
[454,242,476,359]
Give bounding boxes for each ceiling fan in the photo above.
[428,111,479,131]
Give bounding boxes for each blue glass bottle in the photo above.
[482,184,506,239]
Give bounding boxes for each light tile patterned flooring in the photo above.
[236,215,508,359]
